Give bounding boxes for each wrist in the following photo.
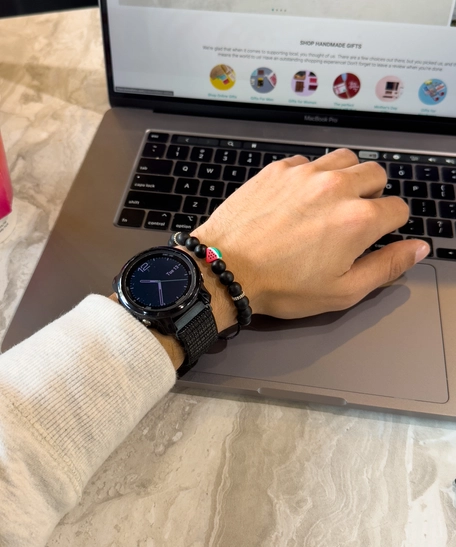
[109,293,185,370]
[109,258,237,370]
[177,245,238,333]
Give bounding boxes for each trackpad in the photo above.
[195,264,448,403]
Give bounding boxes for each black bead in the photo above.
[237,306,252,318]
[219,270,234,286]
[176,232,189,246]
[238,314,252,326]
[194,244,207,259]
[234,296,249,310]
[167,235,176,247]
[211,259,226,275]
[228,282,243,297]
[185,237,200,251]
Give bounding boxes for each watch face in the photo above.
[126,252,193,310]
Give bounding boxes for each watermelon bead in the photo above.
[206,247,222,263]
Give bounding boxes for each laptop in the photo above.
[3,0,456,420]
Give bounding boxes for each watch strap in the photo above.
[174,300,218,375]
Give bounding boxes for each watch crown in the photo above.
[142,319,152,327]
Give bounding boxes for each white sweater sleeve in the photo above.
[0,295,176,546]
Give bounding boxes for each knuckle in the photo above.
[396,196,410,218]
[360,201,378,224]
[334,147,359,163]
[343,201,377,231]
[368,161,387,182]
[387,254,405,281]
[319,169,346,190]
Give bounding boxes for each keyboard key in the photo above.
[147,132,169,143]
[131,175,174,193]
[225,183,242,197]
[243,142,326,156]
[371,234,403,251]
[142,142,166,158]
[166,145,190,160]
[263,153,285,166]
[403,181,428,198]
[410,199,436,217]
[430,183,455,201]
[219,139,242,148]
[223,166,247,182]
[117,208,145,228]
[239,151,261,167]
[442,168,456,183]
[388,163,413,179]
[405,236,433,257]
[380,153,409,161]
[214,149,237,164]
[175,177,199,195]
[193,137,219,147]
[173,161,197,178]
[125,191,182,212]
[209,199,224,214]
[183,196,208,214]
[439,202,456,219]
[415,166,439,182]
[398,216,424,235]
[173,135,219,146]
[383,179,400,196]
[144,211,171,230]
[137,158,173,175]
[200,180,224,198]
[436,248,456,259]
[198,164,222,179]
[190,147,214,162]
[427,219,453,238]
[172,136,200,145]
[171,214,198,232]
[358,150,379,160]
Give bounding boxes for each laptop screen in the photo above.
[105,0,456,121]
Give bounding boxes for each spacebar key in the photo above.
[125,191,182,211]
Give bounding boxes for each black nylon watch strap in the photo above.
[174,300,218,375]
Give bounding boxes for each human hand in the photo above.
[192,148,430,320]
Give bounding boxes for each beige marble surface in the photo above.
[2,8,456,547]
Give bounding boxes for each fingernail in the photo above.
[415,243,430,263]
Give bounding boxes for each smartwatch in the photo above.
[113,246,218,374]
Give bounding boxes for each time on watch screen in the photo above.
[127,255,191,309]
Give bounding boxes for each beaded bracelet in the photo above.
[168,232,253,337]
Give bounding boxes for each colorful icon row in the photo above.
[209,64,448,105]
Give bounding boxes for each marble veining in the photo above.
[1,8,456,547]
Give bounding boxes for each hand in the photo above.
[192,149,430,320]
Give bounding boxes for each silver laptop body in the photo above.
[3,0,456,420]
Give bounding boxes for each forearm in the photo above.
[0,295,176,546]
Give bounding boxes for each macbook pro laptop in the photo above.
[3,0,456,420]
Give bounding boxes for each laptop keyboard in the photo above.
[116,131,456,261]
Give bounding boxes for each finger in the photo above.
[342,239,430,303]
[366,196,410,242]
[280,154,310,167]
[311,148,359,171]
[339,161,387,198]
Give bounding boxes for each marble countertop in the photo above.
[1,8,456,547]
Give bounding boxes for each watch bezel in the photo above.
[114,246,203,326]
